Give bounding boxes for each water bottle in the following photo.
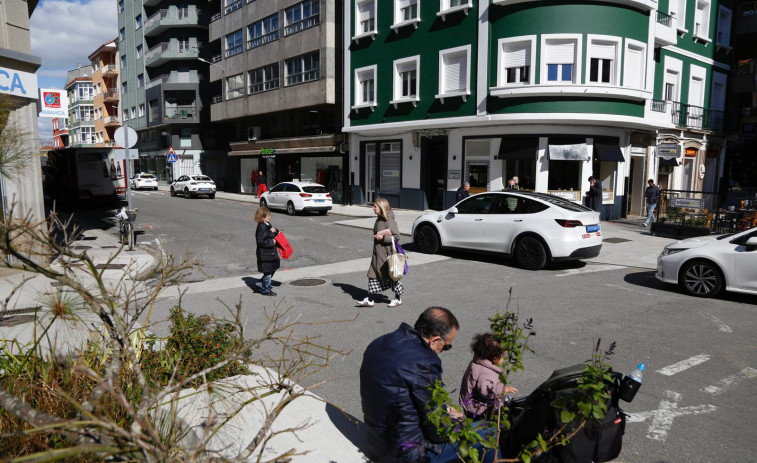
[619,363,645,403]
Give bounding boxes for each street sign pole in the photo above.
[124,129,132,211]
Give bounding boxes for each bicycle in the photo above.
[116,207,137,251]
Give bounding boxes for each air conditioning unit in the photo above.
[248,126,261,142]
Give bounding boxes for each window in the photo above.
[123,109,129,121]
[498,37,534,86]
[671,0,687,31]
[354,65,376,107]
[180,128,192,148]
[226,73,245,99]
[716,7,732,47]
[356,0,376,35]
[77,83,93,100]
[130,107,136,119]
[136,14,142,29]
[392,56,419,104]
[586,37,619,85]
[248,13,279,49]
[394,0,419,25]
[122,81,128,95]
[118,0,124,13]
[285,51,320,85]
[688,64,706,107]
[441,0,470,10]
[136,44,143,59]
[438,45,470,97]
[225,0,242,14]
[284,0,320,36]
[694,0,711,39]
[248,64,279,93]
[456,194,495,214]
[139,104,145,117]
[623,40,646,89]
[121,54,127,69]
[663,57,682,102]
[543,37,579,84]
[137,73,144,87]
[225,29,244,57]
[80,127,94,144]
[120,27,125,40]
[75,105,94,121]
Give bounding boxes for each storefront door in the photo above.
[421,136,447,210]
[365,143,376,203]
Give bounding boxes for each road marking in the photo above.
[656,354,711,376]
[627,390,716,442]
[604,283,654,296]
[702,368,757,395]
[556,264,627,277]
[704,313,732,332]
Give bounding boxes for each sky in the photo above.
[30,0,119,143]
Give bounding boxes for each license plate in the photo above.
[586,224,600,233]
[315,199,325,203]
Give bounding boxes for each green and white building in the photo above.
[343,0,734,217]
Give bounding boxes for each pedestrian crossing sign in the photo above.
[166,147,178,163]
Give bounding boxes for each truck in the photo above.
[44,148,126,203]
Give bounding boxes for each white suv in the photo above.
[170,175,216,199]
[131,173,158,190]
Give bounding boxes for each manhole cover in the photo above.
[290,278,327,287]
[604,237,631,244]
[95,264,126,270]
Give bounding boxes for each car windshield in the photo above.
[518,192,593,212]
[303,186,328,193]
[141,174,155,179]
[192,176,212,182]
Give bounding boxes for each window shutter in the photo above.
[623,45,643,89]
[397,0,413,8]
[689,77,704,106]
[545,40,575,64]
[443,52,466,92]
[503,42,530,69]
[358,1,372,22]
[591,41,616,60]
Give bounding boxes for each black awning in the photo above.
[594,142,625,162]
[499,137,538,160]
[660,157,679,166]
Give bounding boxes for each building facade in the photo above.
[52,118,68,148]
[118,0,220,185]
[207,0,346,200]
[0,0,43,222]
[344,0,734,217]
[89,39,121,148]
[65,65,95,147]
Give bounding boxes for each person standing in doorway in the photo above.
[512,176,520,190]
[456,181,471,202]
[356,198,404,308]
[250,169,259,196]
[255,206,279,296]
[257,170,267,198]
[586,176,603,214]
[643,179,661,228]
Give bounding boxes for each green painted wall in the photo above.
[488,97,645,117]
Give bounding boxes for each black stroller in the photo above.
[498,364,639,463]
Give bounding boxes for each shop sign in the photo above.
[382,170,400,177]
[656,143,680,159]
[38,88,69,118]
[448,169,460,179]
[669,198,705,209]
[260,148,276,155]
[685,148,698,157]
[0,67,38,99]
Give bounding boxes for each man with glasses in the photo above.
[360,307,494,463]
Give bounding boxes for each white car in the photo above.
[260,182,332,215]
[411,191,602,270]
[131,173,158,190]
[656,227,757,297]
[170,175,216,199]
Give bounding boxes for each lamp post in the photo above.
[197,57,225,72]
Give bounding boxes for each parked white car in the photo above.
[260,182,332,215]
[411,191,602,270]
[656,227,757,297]
[130,173,158,190]
[170,175,216,199]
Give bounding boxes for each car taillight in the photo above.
[189,182,196,185]
[555,219,584,228]
[326,193,331,197]
[300,193,312,197]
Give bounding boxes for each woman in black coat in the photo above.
[255,206,280,296]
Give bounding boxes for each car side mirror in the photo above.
[448,206,458,216]
[746,237,757,251]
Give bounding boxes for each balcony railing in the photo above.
[650,99,667,112]
[103,88,119,100]
[671,102,724,131]
[146,42,169,60]
[211,11,222,22]
[247,31,279,49]
[165,105,196,119]
[211,54,222,63]
[102,64,118,75]
[104,116,120,125]
[284,14,319,36]
[657,11,673,27]
[211,94,223,104]
[149,74,171,85]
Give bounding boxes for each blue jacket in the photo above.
[360,323,447,463]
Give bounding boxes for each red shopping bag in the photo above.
[274,232,293,259]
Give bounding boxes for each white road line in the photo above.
[656,354,711,376]
[604,283,654,296]
[702,367,757,395]
[556,264,625,277]
[627,390,716,442]
[704,313,732,333]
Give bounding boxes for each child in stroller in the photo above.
[459,333,518,419]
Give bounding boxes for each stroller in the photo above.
[498,364,639,463]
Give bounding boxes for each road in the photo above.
[120,190,757,462]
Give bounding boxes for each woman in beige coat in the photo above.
[357,198,404,307]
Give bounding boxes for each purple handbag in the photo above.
[395,241,408,275]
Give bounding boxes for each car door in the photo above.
[441,194,494,250]
[175,176,187,189]
[267,183,287,209]
[731,230,757,291]
[285,183,302,210]
[482,194,525,252]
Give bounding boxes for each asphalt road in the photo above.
[79,190,757,463]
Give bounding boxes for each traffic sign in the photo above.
[114,126,138,148]
[166,146,178,163]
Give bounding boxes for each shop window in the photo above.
[548,161,581,191]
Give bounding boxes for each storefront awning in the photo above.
[594,142,624,162]
[229,146,337,156]
[660,157,679,167]
[548,138,589,161]
[499,137,538,160]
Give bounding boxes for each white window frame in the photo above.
[139,104,145,117]
[663,56,683,102]
[130,107,136,119]
[226,73,245,99]
[540,34,582,85]
[694,0,712,43]
[622,39,646,90]
[716,6,732,49]
[436,45,470,101]
[391,55,420,107]
[670,0,688,34]
[123,109,129,121]
[688,64,707,107]
[585,35,621,86]
[437,0,472,21]
[353,64,377,110]
[391,0,420,32]
[496,36,536,87]
[354,0,377,41]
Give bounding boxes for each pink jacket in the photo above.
[459,357,506,417]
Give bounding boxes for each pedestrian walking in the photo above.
[459,333,518,419]
[356,198,403,308]
[643,179,661,228]
[455,181,470,202]
[257,170,268,198]
[255,206,279,296]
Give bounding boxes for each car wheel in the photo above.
[514,236,548,270]
[209,193,215,199]
[286,202,296,216]
[680,260,723,298]
[415,224,440,254]
[170,187,176,197]
[260,198,267,208]
[184,188,192,198]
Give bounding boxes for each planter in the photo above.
[650,222,711,238]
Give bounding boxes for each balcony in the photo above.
[104,116,120,126]
[211,94,223,104]
[671,102,724,132]
[102,64,118,76]
[145,42,200,67]
[144,7,200,37]
[146,72,201,89]
[103,89,119,101]
[165,104,196,120]
[654,11,677,46]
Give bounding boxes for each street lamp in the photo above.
[197,57,225,72]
